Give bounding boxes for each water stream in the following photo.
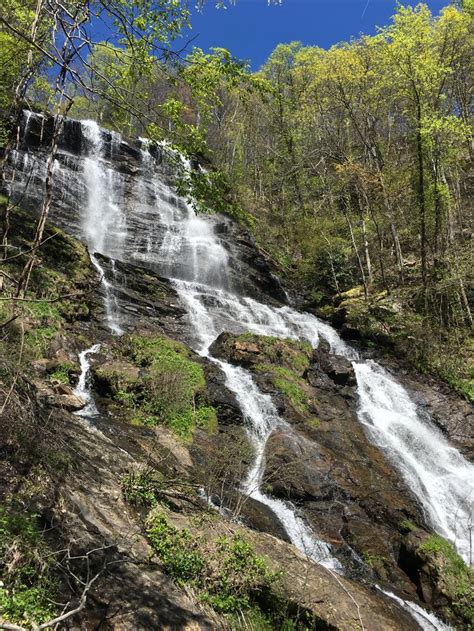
[81,120,125,335]
[73,343,101,417]
[9,113,472,628]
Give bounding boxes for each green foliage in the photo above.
[146,512,205,584]
[146,511,281,617]
[0,507,57,626]
[49,363,75,385]
[122,469,164,507]
[202,535,278,613]
[198,1,473,394]
[109,334,217,439]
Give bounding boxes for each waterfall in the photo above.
[73,343,101,417]
[81,120,125,335]
[9,114,471,627]
[70,119,474,567]
[354,360,473,563]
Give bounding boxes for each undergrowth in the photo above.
[98,333,218,440]
[0,507,57,627]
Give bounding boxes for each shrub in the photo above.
[112,334,217,440]
[146,512,205,584]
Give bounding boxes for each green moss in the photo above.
[305,417,320,430]
[419,535,468,577]
[234,334,312,374]
[107,334,217,440]
[255,363,311,414]
[419,534,474,624]
[400,519,418,532]
[361,551,387,569]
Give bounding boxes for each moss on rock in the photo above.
[94,333,217,441]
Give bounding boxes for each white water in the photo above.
[73,343,101,417]
[81,120,125,335]
[379,588,452,631]
[354,361,473,564]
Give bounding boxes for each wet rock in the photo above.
[202,362,243,426]
[311,347,357,387]
[212,331,427,595]
[264,430,332,502]
[214,217,288,303]
[92,254,189,340]
[239,497,291,542]
[396,371,474,458]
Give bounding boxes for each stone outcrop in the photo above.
[211,331,447,603]
[10,385,419,630]
[399,528,473,627]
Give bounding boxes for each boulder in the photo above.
[92,361,140,397]
[311,347,357,387]
[399,529,474,626]
[264,430,333,502]
[55,393,86,411]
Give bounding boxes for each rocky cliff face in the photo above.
[1,113,472,630]
[6,111,286,304]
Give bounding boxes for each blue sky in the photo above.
[177,0,449,69]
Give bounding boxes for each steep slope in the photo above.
[1,111,472,629]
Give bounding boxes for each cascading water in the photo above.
[354,360,473,564]
[9,113,471,628]
[74,343,101,417]
[53,118,474,569]
[81,120,125,335]
[217,360,338,568]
